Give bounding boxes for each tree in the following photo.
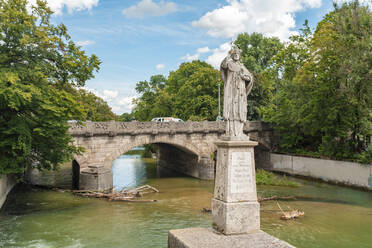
[234,33,283,120]
[132,74,167,121]
[166,60,211,95]
[294,1,372,158]
[0,0,100,175]
[132,61,221,121]
[119,112,133,122]
[173,66,221,121]
[75,89,117,122]
[259,22,314,151]
[261,1,372,161]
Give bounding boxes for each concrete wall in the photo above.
[269,153,372,189]
[0,174,16,209]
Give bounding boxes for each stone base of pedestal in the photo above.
[212,199,260,234]
[168,228,295,248]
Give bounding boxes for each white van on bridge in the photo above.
[151,117,183,122]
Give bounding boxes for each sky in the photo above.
[34,0,370,114]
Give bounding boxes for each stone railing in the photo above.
[68,121,271,137]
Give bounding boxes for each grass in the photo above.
[256,169,300,187]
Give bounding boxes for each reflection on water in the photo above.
[1,154,372,248]
[112,155,148,190]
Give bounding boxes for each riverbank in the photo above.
[0,174,16,210]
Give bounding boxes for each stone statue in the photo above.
[220,45,254,138]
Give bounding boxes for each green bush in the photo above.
[357,145,372,164]
[256,169,300,187]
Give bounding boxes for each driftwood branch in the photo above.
[72,185,159,203]
[258,195,297,202]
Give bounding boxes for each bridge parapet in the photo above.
[68,121,271,137]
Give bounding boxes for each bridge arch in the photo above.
[108,135,202,165]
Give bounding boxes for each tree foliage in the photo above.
[132,74,167,121]
[119,112,133,122]
[75,89,117,122]
[132,61,221,121]
[261,1,372,161]
[0,0,100,174]
[234,33,283,120]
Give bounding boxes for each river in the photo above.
[1,154,372,248]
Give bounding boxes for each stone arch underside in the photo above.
[73,134,214,169]
[109,135,205,165]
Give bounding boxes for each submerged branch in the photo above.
[72,184,159,203]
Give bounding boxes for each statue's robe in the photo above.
[220,58,253,137]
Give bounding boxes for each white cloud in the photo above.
[197,46,211,53]
[83,87,135,114]
[102,90,119,100]
[156,64,165,70]
[112,96,135,114]
[206,42,231,68]
[29,0,99,15]
[192,0,322,41]
[76,40,95,46]
[181,53,200,61]
[122,0,178,18]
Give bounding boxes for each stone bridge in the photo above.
[69,121,273,190]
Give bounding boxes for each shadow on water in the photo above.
[1,184,91,216]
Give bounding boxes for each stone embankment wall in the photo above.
[266,153,372,190]
[0,174,16,209]
[26,162,73,189]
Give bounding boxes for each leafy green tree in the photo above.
[0,0,100,175]
[167,60,211,95]
[295,1,372,158]
[259,22,314,151]
[119,112,133,122]
[132,61,221,121]
[151,89,173,118]
[234,33,283,120]
[76,89,117,122]
[261,1,372,161]
[173,66,221,121]
[132,74,167,121]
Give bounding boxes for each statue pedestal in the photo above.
[212,140,260,234]
[167,138,295,248]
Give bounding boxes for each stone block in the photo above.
[168,228,295,248]
[80,165,113,191]
[212,199,260,235]
[214,140,258,203]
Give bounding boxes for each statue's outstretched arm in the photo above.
[220,57,228,69]
[220,57,229,83]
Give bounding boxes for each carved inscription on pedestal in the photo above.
[230,152,253,194]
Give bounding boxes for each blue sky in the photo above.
[37,0,361,114]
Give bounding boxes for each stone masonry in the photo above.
[69,121,273,190]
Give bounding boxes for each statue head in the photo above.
[229,45,242,61]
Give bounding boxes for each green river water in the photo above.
[1,154,372,248]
